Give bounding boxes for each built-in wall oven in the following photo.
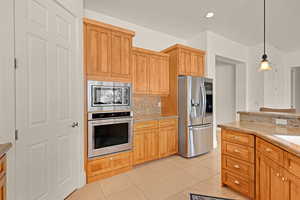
[88,112,133,158]
[88,80,131,112]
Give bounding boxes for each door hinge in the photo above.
[15,129,19,141]
[14,58,17,69]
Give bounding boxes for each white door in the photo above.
[15,0,81,199]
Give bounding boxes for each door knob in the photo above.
[72,122,79,128]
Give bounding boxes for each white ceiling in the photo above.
[84,0,300,52]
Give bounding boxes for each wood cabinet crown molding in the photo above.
[132,47,169,57]
[83,18,135,36]
[161,43,206,55]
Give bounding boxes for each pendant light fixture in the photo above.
[259,0,272,71]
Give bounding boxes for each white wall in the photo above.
[247,44,290,110]
[216,61,236,124]
[85,10,187,51]
[0,0,15,199]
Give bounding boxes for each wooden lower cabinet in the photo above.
[221,128,300,200]
[133,118,178,165]
[256,152,286,200]
[87,151,132,183]
[0,176,6,200]
[159,121,178,158]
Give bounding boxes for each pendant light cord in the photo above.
[264,0,266,55]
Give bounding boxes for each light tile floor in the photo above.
[67,146,249,200]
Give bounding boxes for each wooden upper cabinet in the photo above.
[179,49,191,75]
[132,47,169,95]
[84,18,135,82]
[162,44,205,77]
[111,32,132,79]
[191,52,204,76]
[132,52,149,94]
[85,25,111,77]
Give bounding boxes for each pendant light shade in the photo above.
[259,54,272,71]
[259,0,272,71]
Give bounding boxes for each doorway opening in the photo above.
[291,67,300,112]
[215,56,247,128]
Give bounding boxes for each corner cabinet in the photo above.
[161,44,206,116]
[84,18,135,82]
[132,47,169,95]
[162,44,205,77]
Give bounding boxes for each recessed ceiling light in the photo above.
[205,12,214,18]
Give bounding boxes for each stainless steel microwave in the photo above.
[87,80,132,112]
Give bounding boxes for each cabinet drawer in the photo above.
[0,156,6,179]
[256,138,284,165]
[222,141,254,163]
[222,169,254,199]
[87,157,111,176]
[284,152,300,177]
[222,129,254,147]
[110,152,132,170]
[159,118,177,128]
[222,155,254,180]
[134,120,158,131]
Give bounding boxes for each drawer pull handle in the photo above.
[276,173,280,177]
[233,164,240,169]
[234,149,240,153]
[233,136,240,140]
[234,180,240,185]
[265,148,272,152]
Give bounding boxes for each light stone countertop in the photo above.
[0,143,12,158]
[238,111,300,119]
[133,114,178,122]
[218,121,300,157]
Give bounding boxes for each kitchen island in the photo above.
[218,111,300,200]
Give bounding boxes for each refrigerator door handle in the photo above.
[201,83,206,119]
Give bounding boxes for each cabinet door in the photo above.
[191,53,204,76]
[284,170,300,200]
[256,153,286,200]
[159,127,169,158]
[179,49,191,75]
[133,53,149,94]
[85,25,111,77]
[149,55,161,94]
[0,176,5,200]
[167,126,178,155]
[111,31,132,80]
[159,57,169,95]
[133,133,146,165]
[145,129,159,161]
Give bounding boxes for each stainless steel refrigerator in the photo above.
[178,76,213,158]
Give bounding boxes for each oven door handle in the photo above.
[88,118,133,126]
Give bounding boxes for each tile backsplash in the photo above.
[132,95,161,116]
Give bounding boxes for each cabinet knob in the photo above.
[233,164,240,169]
[265,148,272,152]
[234,136,240,140]
[234,149,240,153]
[276,173,280,177]
[234,180,240,185]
